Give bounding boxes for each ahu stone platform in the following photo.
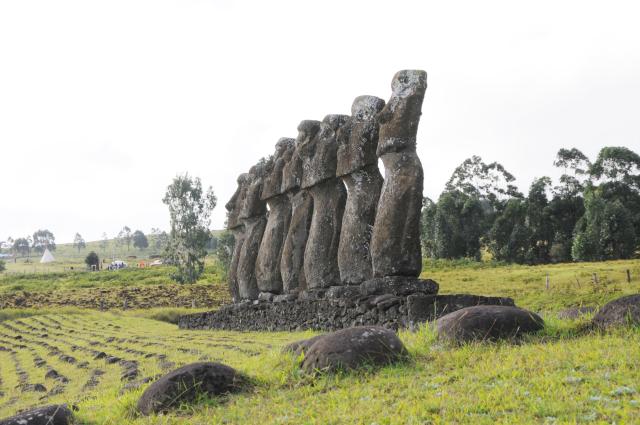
[178,282,514,332]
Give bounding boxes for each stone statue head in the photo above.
[262,137,296,200]
[299,116,348,189]
[390,70,427,98]
[240,161,268,219]
[337,96,385,176]
[225,173,250,229]
[377,70,428,156]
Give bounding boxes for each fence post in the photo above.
[627,269,632,284]
[545,274,550,290]
[592,273,599,285]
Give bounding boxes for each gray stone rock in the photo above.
[137,362,244,415]
[338,165,383,284]
[225,173,250,231]
[236,216,267,300]
[592,294,640,329]
[436,305,544,343]
[407,294,515,325]
[281,189,313,293]
[256,191,291,293]
[256,194,290,293]
[304,178,346,289]
[360,276,438,297]
[336,95,385,176]
[371,70,427,278]
[281,143,303,193]
[282,334,325,356]
[273,293,298,303]
[258,292,275,302]
[239,163,268,220]
[0,405,73,425]
[325,285,361,299]
[227,228,245,302]
[301,326,408,372]
[301,115,349,289]
[261,138,295,200]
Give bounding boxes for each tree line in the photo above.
[421,146,640,264]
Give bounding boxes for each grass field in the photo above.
[0,259,639,423]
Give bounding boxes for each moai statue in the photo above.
[255,138,296,295]
[280,122,316,294]
[300,115,349,289]
[370,70,427,278]
[236,161,269,300]
[224,173,250,302]
[336,96,386,284]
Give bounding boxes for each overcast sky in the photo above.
[1,0,639,244]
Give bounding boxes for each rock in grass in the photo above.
[0,404,73,425]
[592,294,640,329]
[436,305,544,343]
[281,335,326,357]
[137,362,245,415]
[557,306,595,320]
[301,326,408,372]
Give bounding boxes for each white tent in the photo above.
[40,248,55,263]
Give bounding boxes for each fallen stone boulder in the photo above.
[137,362,245,415]
[0,404,73,425]
[592,294,640,329]
[281,334,326,357]
[437,305,544,343]
[301,326,408,372]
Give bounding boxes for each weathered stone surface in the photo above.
[261,138,295,200]
[592,294,640,329]
[227,228,245,302]
[370,70,427,278]
[255,193,291,293]
[225,173,250,230]
[436,305,544,343]
[0,404,73,425]
[282,335,325,356]
[239,163,268,220]
[236,216,267,300]
[236,163,269,300]
[407,294,515,326]
[376,70,427,156]
[336,95,385,176]
[281,189,313,293]
[300,116,349,189]
[301,326,408,372]
[304,178,346,289]
[338,165,383,284]
[281,145,303,193]
[325,285,361,299]
[137,362,244,415]
[179,293,513,332]
[360,276,438,297]
[371,151,424,277]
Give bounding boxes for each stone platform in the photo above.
[178,289,514,332]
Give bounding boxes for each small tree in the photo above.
[13,238,31,257]
[0,259,5,273]
[132,230,149,251]
[215,230,235,276]
[163,174,217,284]
[32,229,56,253]
[118,226,132,251]
[85,251,100,270]
[73,233,86,252]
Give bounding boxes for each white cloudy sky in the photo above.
[1,0,639,243]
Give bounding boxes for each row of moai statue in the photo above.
[225,70,427,302]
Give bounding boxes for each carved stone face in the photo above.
[240,163,268,219]
[226,173,250,229]
[262,138,296,200]
[390,70,427,98]
[300,116,348,189]
[351,95,385,121]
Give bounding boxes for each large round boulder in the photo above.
[436,305,544,343]
[301,326,408,372]
[592,294,640,329]
[0,405,73,425]
[137,362,244,415]
[282,335,325,357]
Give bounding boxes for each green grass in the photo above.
[0,259,639,423]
